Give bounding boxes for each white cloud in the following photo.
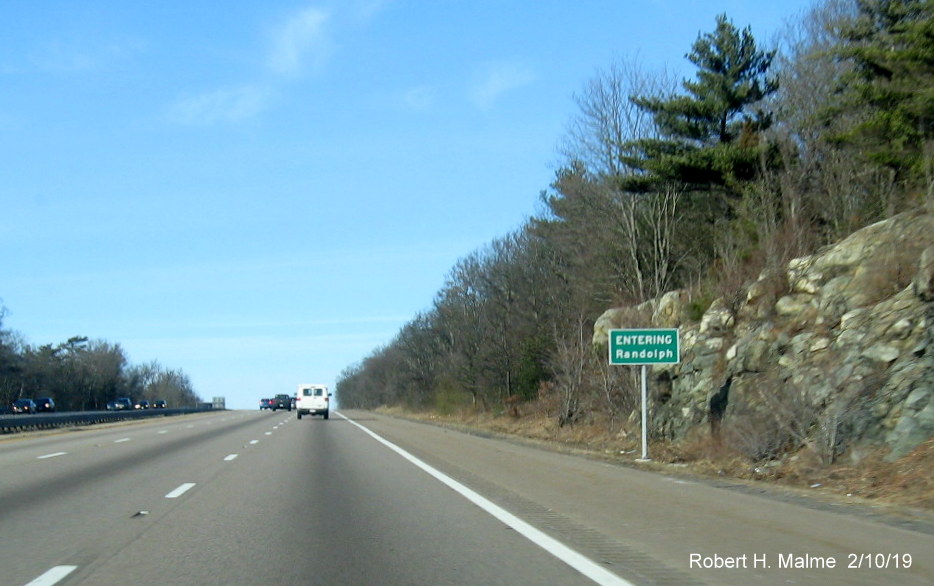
[163,5,365,125]
[166,85,272,125]
[468,62,536,110]
[267,7,333,77]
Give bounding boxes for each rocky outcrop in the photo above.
[594,210,934,463]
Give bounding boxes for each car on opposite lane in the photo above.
[34,397,56,412]
[11,399,37,414]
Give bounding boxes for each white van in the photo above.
[295,384,331,420]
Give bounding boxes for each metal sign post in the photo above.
[608,328,680,461]
[640,365,649,460]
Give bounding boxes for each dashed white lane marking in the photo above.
[165,483,196,499]
[340,412,633,586]
[24,565,77,586]
[249,439,259,445]
[264,431,272,436]
[37,452,67,460]
[224,454,238,461]
[114,438,130,443]
[157,430,168,434]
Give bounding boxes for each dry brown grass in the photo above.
[804,440,934,509]
[382,402,934,512]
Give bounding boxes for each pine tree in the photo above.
[832,0,934,188]
[623,14,778,195]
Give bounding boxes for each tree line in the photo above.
[338,0,933,421]
[0,313,200,411]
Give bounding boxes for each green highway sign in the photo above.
[608,328,680,365]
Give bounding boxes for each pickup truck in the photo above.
[272,394,292,411]
[295,384,330,420]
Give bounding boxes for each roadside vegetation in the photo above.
[0,326,200,411]
[380,406,934,511]
[338,0,934,505]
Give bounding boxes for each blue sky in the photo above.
[2,1,814,410]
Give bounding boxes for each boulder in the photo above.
[594,210,934,461]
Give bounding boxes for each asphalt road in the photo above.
[1,409,932,585]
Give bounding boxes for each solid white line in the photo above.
[24,565,78,586]
[338,412,633,586]
[165,483,196,499]
[224,454,238,461]
[37,452,67,460]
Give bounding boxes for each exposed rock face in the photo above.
[594,210,934,462]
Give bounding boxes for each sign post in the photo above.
[608,328,680,460]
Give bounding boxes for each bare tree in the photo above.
[550,314,590,426]
[551,57,690,303]
[615,182,686,300]
[560,58,671,176]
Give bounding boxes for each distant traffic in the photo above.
[258,394,293,411]
[259,384,331,420]
[6,395,169,415]
[105,397,168,411]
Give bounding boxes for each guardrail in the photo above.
[0,407,216,434]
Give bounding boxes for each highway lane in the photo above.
[0,411,270,584]
[348,410,934,585]
[1,409,932,585]
[1,410,602,585]
[0,411,257,513]
[76,411,603,586]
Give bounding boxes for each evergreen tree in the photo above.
[831,0,934,188]
[624,14,778,195]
